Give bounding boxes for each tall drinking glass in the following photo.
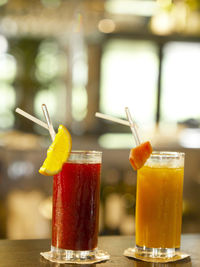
[125,151,185,260]
[41,151,110,264]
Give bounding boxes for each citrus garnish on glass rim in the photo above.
[39,125,72,176]
[125,107,152,170]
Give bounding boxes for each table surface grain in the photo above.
[0,234,197,267]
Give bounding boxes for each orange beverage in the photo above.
[135,152,184,257]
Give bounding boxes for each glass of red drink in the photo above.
[41,151,110,264]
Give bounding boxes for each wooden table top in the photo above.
[0,234,197,266]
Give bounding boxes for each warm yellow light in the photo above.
[150,12,172,35]
[157,0,172,8]
[105,0,157,16]
[98,19,116,33]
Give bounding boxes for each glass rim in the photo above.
[150,151,185,159]
[69,150,102,155]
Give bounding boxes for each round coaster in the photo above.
[124,247,190,263]
[40,249,110,264]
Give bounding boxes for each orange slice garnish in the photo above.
[129,141,152,170]
[39,125,72,176]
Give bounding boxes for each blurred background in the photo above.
[0,0,200,239]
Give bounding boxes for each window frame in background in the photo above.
[94,32,200,134]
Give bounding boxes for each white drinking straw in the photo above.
[125,107,141,146]
[41,104,56,141]
[95,112,130,127]
[95,110,141,146]
[15,108,49,130]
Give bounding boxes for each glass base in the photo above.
[123,245,190,263]
[40,245,110,264]
[135,245,178,258]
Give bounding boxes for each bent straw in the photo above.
[15,108,48,130]
[125,107,141,146]
[95,112,130,127]
[95,111,141,146]
[41,104,56,141]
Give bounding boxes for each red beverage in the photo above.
[52,152,101,251]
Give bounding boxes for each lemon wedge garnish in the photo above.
[39,125,72,176]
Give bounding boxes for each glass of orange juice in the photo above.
[134,152,184,259]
